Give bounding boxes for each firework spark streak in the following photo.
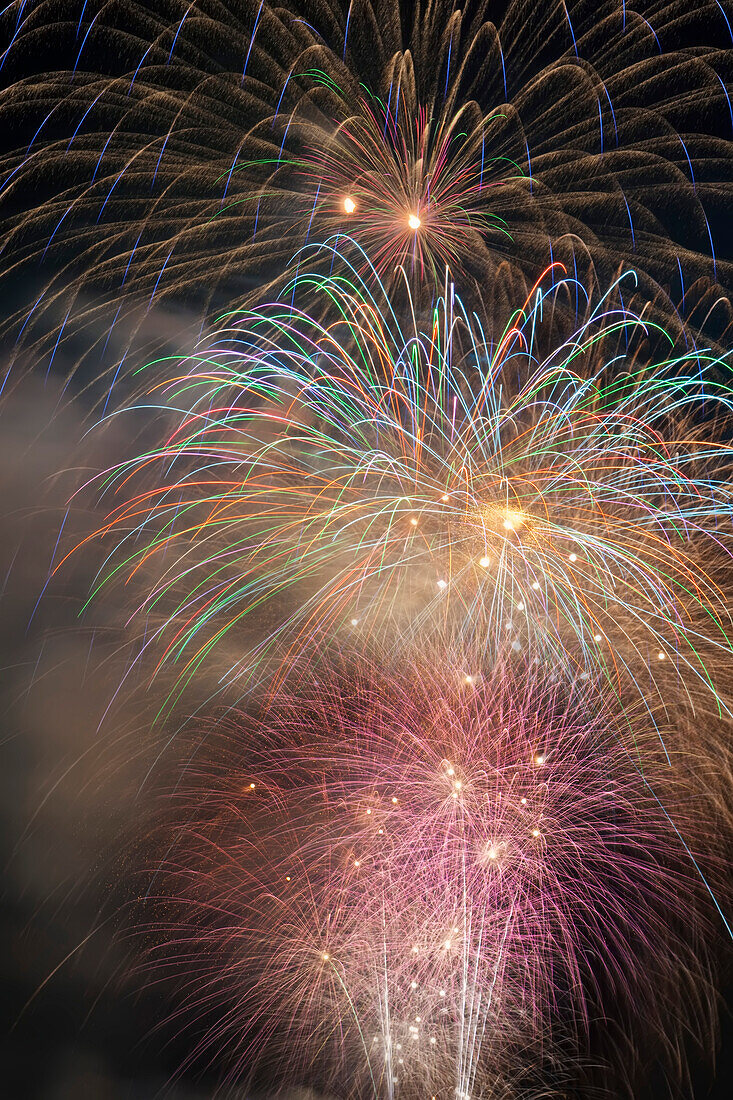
[66,260,733,726]
[141,652,726,1098]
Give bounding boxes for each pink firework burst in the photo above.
[138,650,726,1097]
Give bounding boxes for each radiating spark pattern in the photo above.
[70,261,733,719]
[4,4,730,1093]
[143,653,724,1097]
[289,90,514,283]
[1,0,732,376]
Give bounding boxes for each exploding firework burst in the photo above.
[65,259,733,723]
[3,6,729,1092]
[139,651,728,1098]
[1,0,732,376]
[289,86,513,285]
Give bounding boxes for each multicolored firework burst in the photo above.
[0,0,732,376]
[67,259,733,722]
[141,651,727,1098]
[2,3,729,1095]
[291,88,512,284]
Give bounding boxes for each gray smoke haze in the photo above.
[0,308,260,1097]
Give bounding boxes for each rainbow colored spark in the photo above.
[69,255,733,721]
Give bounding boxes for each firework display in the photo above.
[1,2,731,1098]
[144,654,725,1097]
[1,0,732,376]
[71,260,733,719]
[56,251,731,1093]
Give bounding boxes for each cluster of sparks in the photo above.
[74,261,733,724]
[293,92,512,282]
[1,1,731,1096]
[145,655,725,1098]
